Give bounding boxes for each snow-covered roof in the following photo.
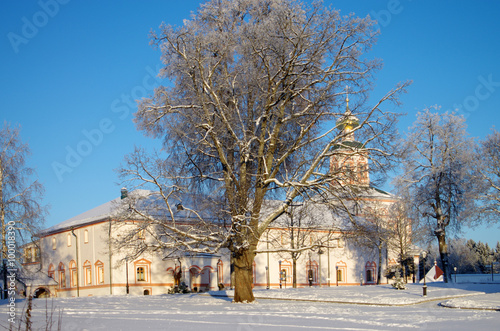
[39,189,222,236]
[23,270,58,287]
[41,198,118,235]
[14,264,58,287]
[269,185,398,230]
[40,189,153,236]
[40,185,396,236]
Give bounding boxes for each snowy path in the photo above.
[2,283,499,330]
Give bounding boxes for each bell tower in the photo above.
[330,90,370,187]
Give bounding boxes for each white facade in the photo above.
[21,186,412,298]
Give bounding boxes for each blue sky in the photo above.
[1,0,499,247]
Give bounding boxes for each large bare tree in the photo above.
[0,122,46,261]
[118,0,408,302]
[397,108,481,283]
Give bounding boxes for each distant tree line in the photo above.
[448,238,500,274]
[419,238,500,275]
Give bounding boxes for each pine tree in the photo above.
[392,269,406,290]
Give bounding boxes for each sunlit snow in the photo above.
[2,283,499,330]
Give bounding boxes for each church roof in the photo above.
[332,140,365,150]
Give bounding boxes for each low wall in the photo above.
[453,274,499,283]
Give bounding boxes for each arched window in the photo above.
[48,264,55,279]
[95,261,104,284]
[336,261,347,284]
[217,260,223,285]
[279,260,292,286]
[67,233,72,247]
[84,229,89,244]
[69,260,77,287]
[83,260,92,285]
[306,260,318,285]
[52,237,57,250]
[58,263,66,288]
[189,266,201,290]
[336,268,343,282]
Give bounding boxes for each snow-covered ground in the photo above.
[2,283,499,330]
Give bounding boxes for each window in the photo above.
[217,260,223,285]
[133,259,151,283]
[24,247,32,263]
[83,260,92,285]
[306,260,318,285]
[58,263,66,288]
[52,237,57,250]
[48,264,55,279]
[281,269,287,281]
[34,247,40,262]
[134,259,151,283]
[67,233,72,247]
[137,267,145,281]
[84,229,89,244]
[337,269,343,282]
[95,261,104,284]
[137,229,145,240]
[336,261,347,283]
[69,260,77,287]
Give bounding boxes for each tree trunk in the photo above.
[399,246,406,283]
[233,249,255,303]
[377,245,383,285]
[292,256,297,288]
[436,229,450,283]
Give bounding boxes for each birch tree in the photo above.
[117,0,409,302]
[385,197,422,282]
[346,204,390,285]
[397,108,480,283]
[0,122,46,261]
[266,201,339,288]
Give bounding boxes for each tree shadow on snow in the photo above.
[205,290,234,302]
